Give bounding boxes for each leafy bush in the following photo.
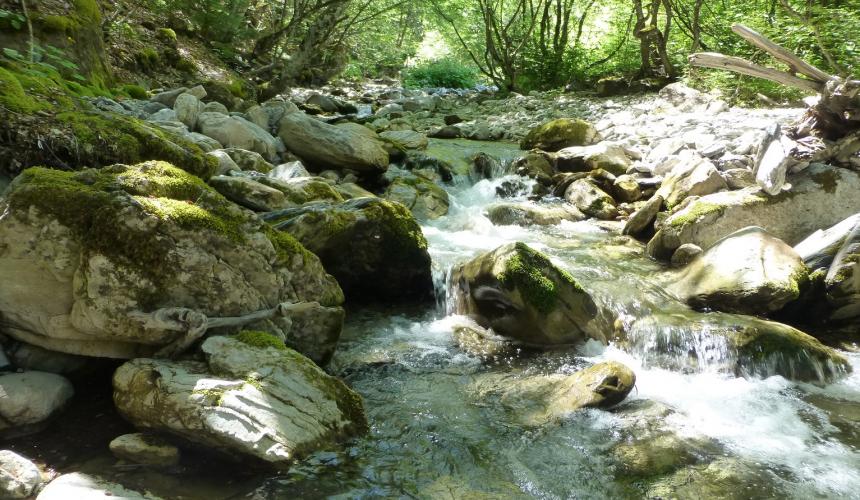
[402,59,478,89]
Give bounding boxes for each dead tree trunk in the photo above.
[689,24,860,142]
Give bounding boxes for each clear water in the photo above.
[251,140,860,499]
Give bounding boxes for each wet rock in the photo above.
[37,472,157,499]
[452,324,519,361]
[379,130,428,151]
[554,142,631,176]
[197,112,279,161]
[113,335,367,468]
[622,313,850,382]
[0,372,73,438]
[0,162,343,361]
[429,125,462,139]
[668,227,809,314]
[109,433,180,467]
[208,175,287,211]
[475,361,635,426]
[647,164,860,260]
[669,243,702,267]
[565,179,618,220]
[279,112,388,173]
[451,242,602,345]
[383,172,449,220]
[305,93,339,113]
[794,213,860,272]
[334,182,377,200]
[512,151,554,185]
[265,198,433,302]
[825,218,860,321]
[521,118,598,152]
[0,450,42,498]
[485,202,584,227]
[613,433,704,477]
[644,458,784,500]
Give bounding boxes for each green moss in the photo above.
[56,110,216,179]
[73,0,102,23]
[0,66,47,113]
[520,118,593,151]
[498,242,580,313]
[119,84,148,99]
[35,14,78,33]
[227,79,245,98]
[136,48,160,70]
[156,28,178,44]
[265,225,315,265]
[6,162,247,307]
[669,201,724,227]
[174,58,196,74]
[234,330,287,351]
[370,200,429,253]
[192,387,226,406]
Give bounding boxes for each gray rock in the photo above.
[109,433,180,467]
[723,168,755,189]
[565,179,618,220]
[379,130,429,150]
[256,176,344,206]
[668,227,809,314]
[206,150,240,176]
[451,242,602,345]
[245,105,270,131]
[647,164,860,260]
[0,372,73,437]
[208,175,287,211]
[185,85,207,100]
[147,108,178,122]
[612,174,642,202]
[142,102,167,115]
[794,213,860,271]
[383,172,449,220]
[36,472,156,500]
[221,148,273,174]
[202,101,229,114]
[825,218,860,321]
[654,152,727,208]
[0,450,42,499]
[555,142,631,176]
[185,132,222,152]
[198,113,280,161]
[269,161,311,180]
[173,93,203,130]
[670,243,702,267]
[375,103,403,116]
[150,87,187,108]
[279,112,389,173]
[8,344,88,374]
[112,335,367,467]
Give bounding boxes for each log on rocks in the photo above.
[690,24,860,142]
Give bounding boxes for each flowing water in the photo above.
[248,140,860,499]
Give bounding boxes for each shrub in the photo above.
[402,58,478,89]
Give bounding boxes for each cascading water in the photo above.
[251,139,860,499]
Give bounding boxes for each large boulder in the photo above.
[620,312,850,382]
[36,472,156,499]
[208,175,288,212]
[113,335,367,467]
[794,213,860,272]
[264,198,433,302]
[197,112,280,161]
[647,164,860,260]
[279,112,389,173]
[472,361,636,426]
[0,372,73,438]
[0,450,42,499]
[668,227,810,315]
[0,162,343,363]
[451,242,602,345]
[520,118,598,152]
[554,142,631,176]
[256,176,345,206]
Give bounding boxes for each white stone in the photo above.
[0,372,73,437]
[0,450,42,499]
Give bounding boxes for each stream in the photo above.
[248,139,860,499]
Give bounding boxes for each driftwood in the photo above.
[690,24,860,142]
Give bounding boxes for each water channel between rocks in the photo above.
[252,139,860,499]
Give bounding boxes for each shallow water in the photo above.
[255,139,860,499]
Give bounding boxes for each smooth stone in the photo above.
[36,472,156,500]
[109,433,180,467]
[0,372,73,438]
[0,450,42,499]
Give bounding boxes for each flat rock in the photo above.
[109,433,180,467]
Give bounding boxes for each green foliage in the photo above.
[0,8,26,30]
[403,58,477,89]
[118,84,149,99]
[234,331,287,351]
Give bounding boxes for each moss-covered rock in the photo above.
[383,171,449,220]
[113,335,367,468]
[0,161,343,361]
[520,118,598,152]
[264,197,433,302]
[451,242,602,345]
[256,176,344,206]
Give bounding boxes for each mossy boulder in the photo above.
[256,176,345,206]
[564,179,618,220]
[647,164,860,260]
[520,118,598,152]
[382,171,449,220]
[485,202,584,227]
[113,335,367,468]
[264,198,433,302]
[621,312,850,382]
[451,242,602,345]
[0,162,343,362]
[668,227,810,315]
[208,175,287,211]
